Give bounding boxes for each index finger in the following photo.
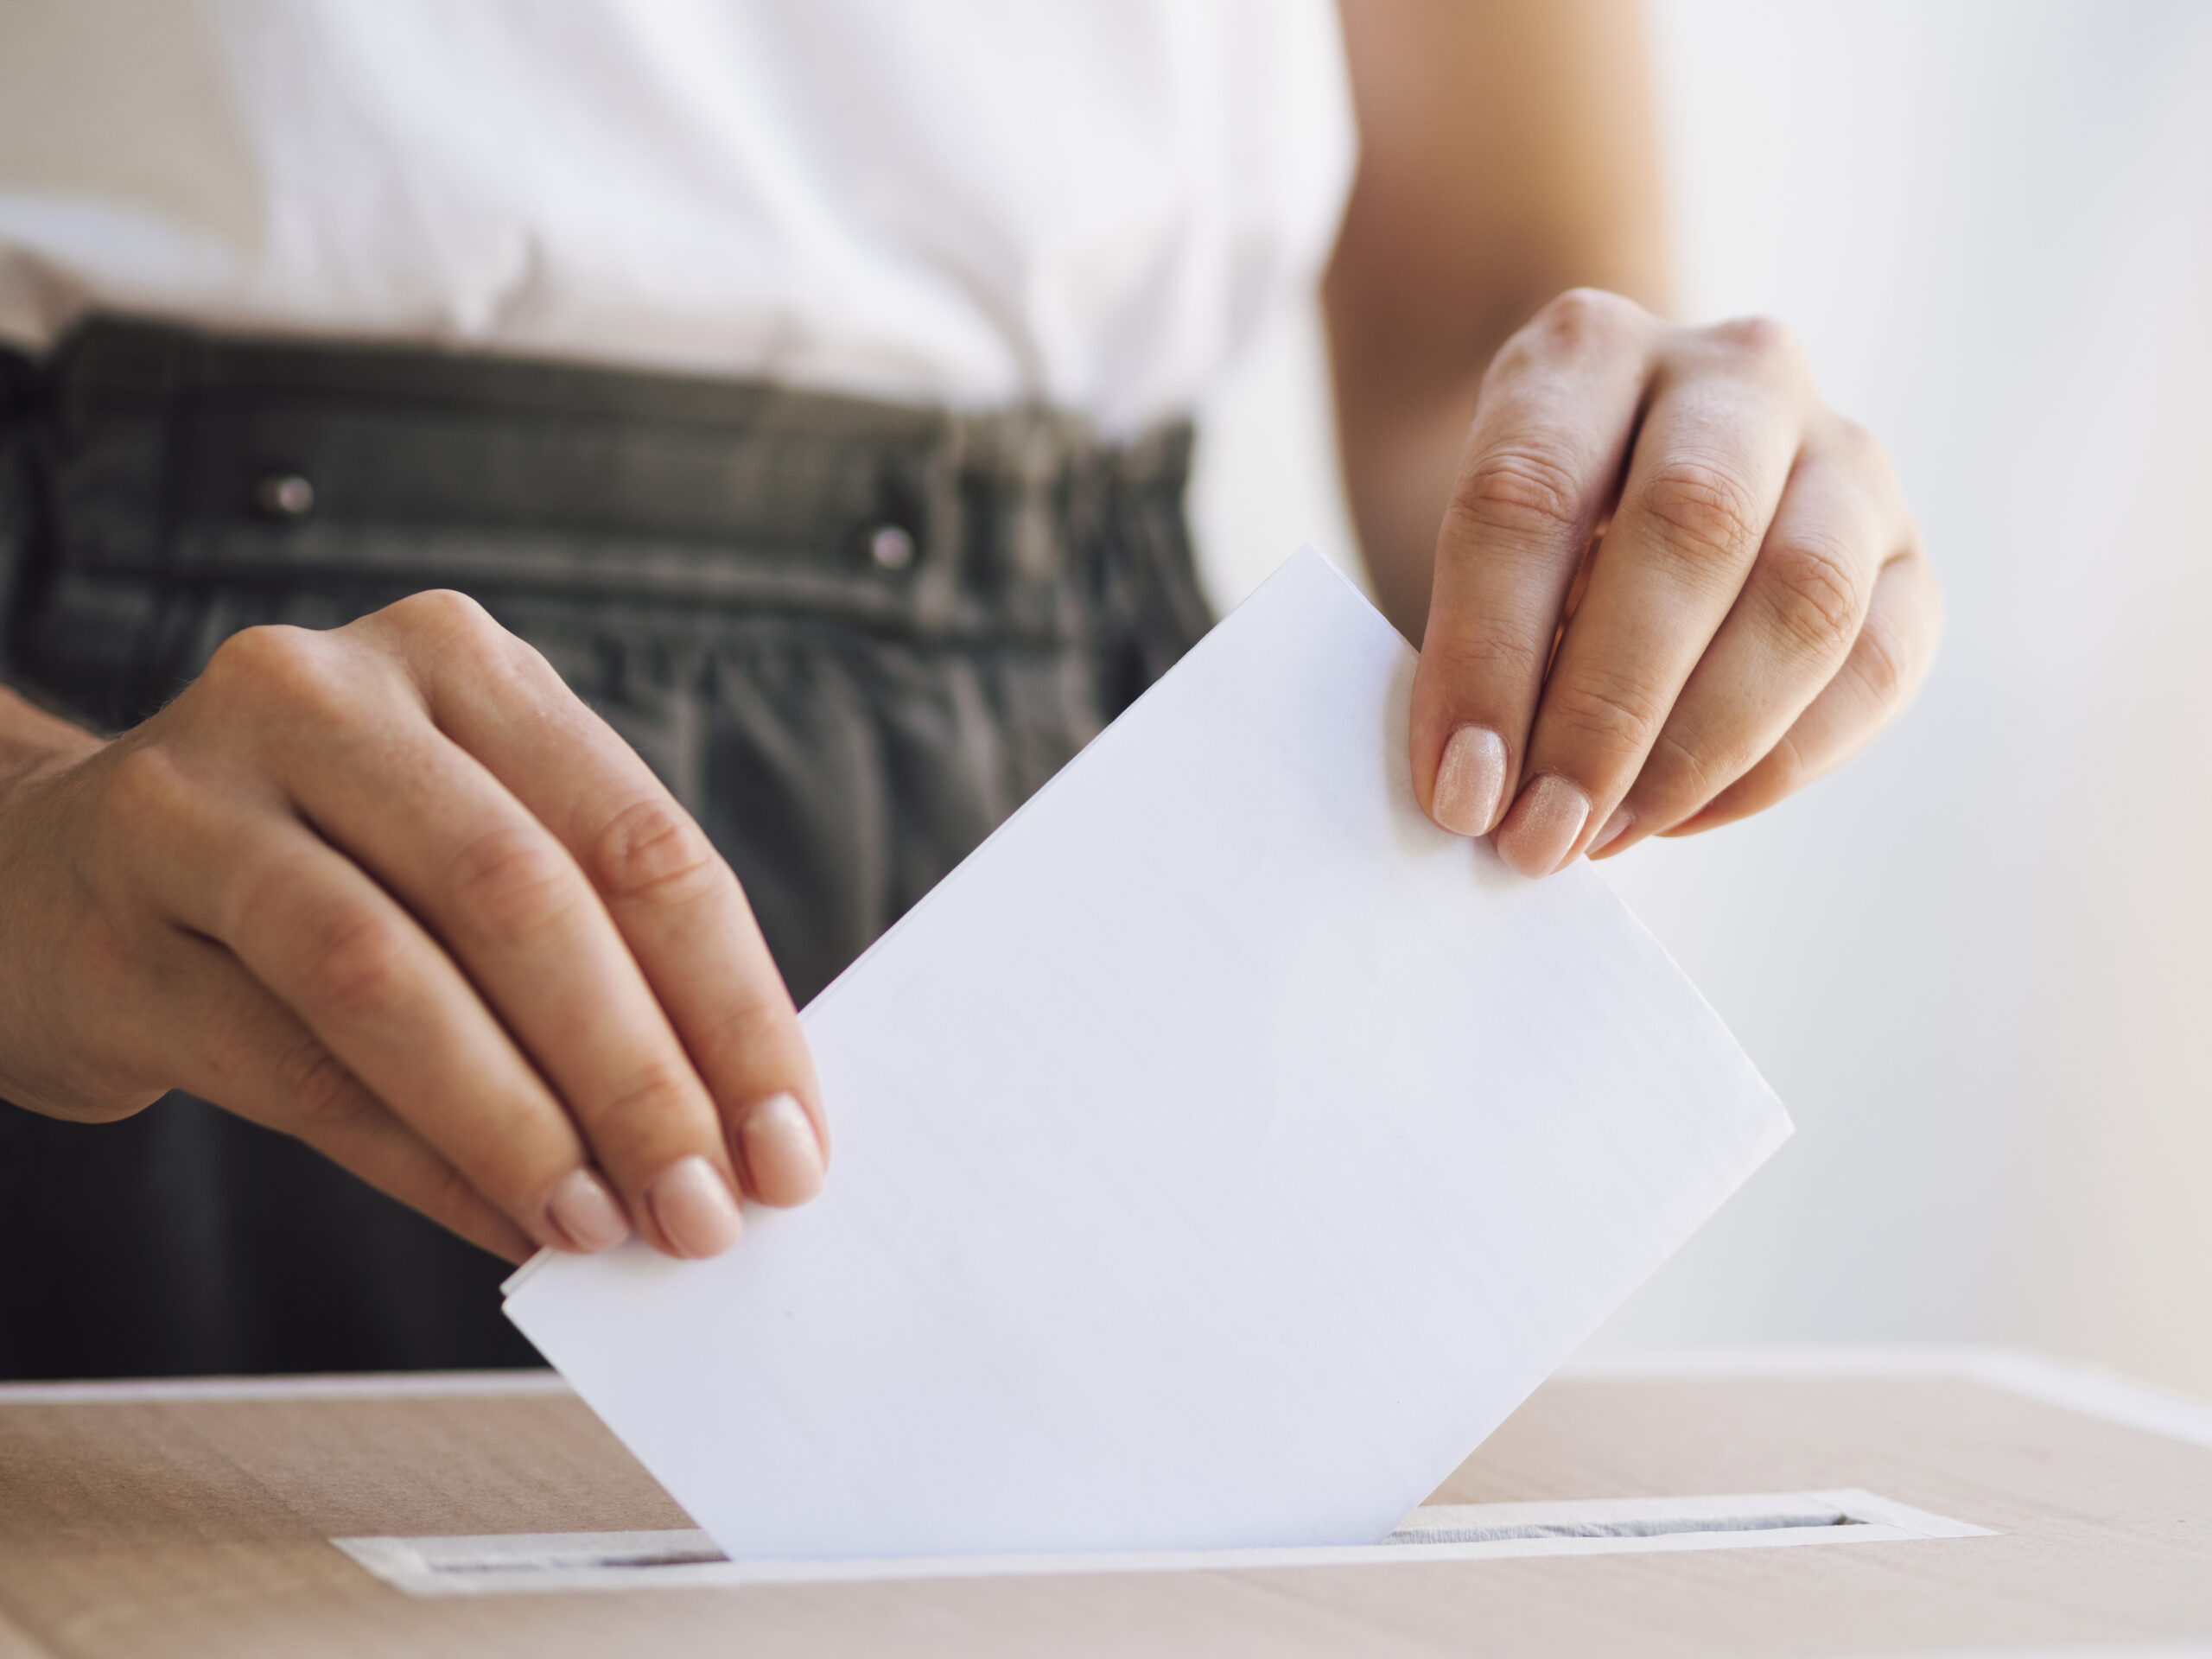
[1497,330,1808,874]
[1411,291,1656,840]
[367,595,830,1207]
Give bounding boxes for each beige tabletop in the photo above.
[2,1348,2208,1658]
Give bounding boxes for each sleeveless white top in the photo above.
[0,0,1355,436]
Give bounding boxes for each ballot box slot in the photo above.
[334,1488,1993,1596]
[1384,1502,1859,1545]
[423,1536,728,1573]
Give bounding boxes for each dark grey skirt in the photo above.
[0,318,1212,1377]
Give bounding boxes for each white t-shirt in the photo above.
[0,0,1355,436]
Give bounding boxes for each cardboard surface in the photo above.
[330,1489,1996,1593]
[2,1357,2208,1657]
[506,549,1789,1561]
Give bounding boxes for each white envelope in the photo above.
[505,548,1790,1563]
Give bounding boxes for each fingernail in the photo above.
[645,1155,744,1258]
[737,1090,828,1206]
[543,1167,631,1253]
[1587,804,1635,857]
[1494,773,1592,877]
[1432,725,1509,836]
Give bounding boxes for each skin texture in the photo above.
[1329,0,1942,874]
[0,596,827,1263]
[0,0,1941,1262]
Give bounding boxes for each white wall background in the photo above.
[1189,1,2212,1395]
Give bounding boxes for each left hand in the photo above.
[1410,289,1942,874]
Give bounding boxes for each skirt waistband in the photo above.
[0,321,1218,1379]
[0,316,1197,639]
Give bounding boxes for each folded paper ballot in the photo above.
[505,548,1790,1563]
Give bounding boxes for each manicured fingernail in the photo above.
[736,1090,828,1206]
[1588,804,1635,857]
[1432,725,1509,836]
[645,1155,744,1258]
[1494,773,1592,877]
[543,1167,631,1253]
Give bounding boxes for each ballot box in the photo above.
[2,1348,2208,1658]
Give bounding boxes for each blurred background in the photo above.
[1192,0,2212,1395]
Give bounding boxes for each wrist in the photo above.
[0,686,122,1120]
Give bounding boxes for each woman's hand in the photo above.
[1410,289,1942,872]
[0,591,827,1263]
[1325,3,1939,864]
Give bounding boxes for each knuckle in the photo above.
[1486,289,1643,389]
[1535,287,1643,349]
[499,635,561,696]
[1545,671,1664,753]
[99,741,193,826]
[201,624,340,711]
[1707,313,1804,376]
[419,1158,492,1235]
[385,588,499,643]
[1761,535,1866,663]
[1633,458,1765,573]
[1644,726,1723,804]
[1758,731,1812,800]
[1637,734,1734,827]
[297,905,414,1026]
[1822,414,1904,503]
[691,990,800,1080]
[1447,442,1586,544]
[594,1058,707,1145]
[1918,550,1945,622]
[1851,611,1913,710]
[1828,414,1883,466]
[588,796,723,906]
[1423,625,1548,690]
[366,590,554,698]
[448,824,583,944]
[273,1036,373,1133]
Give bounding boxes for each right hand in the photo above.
[0,591,828,1263]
